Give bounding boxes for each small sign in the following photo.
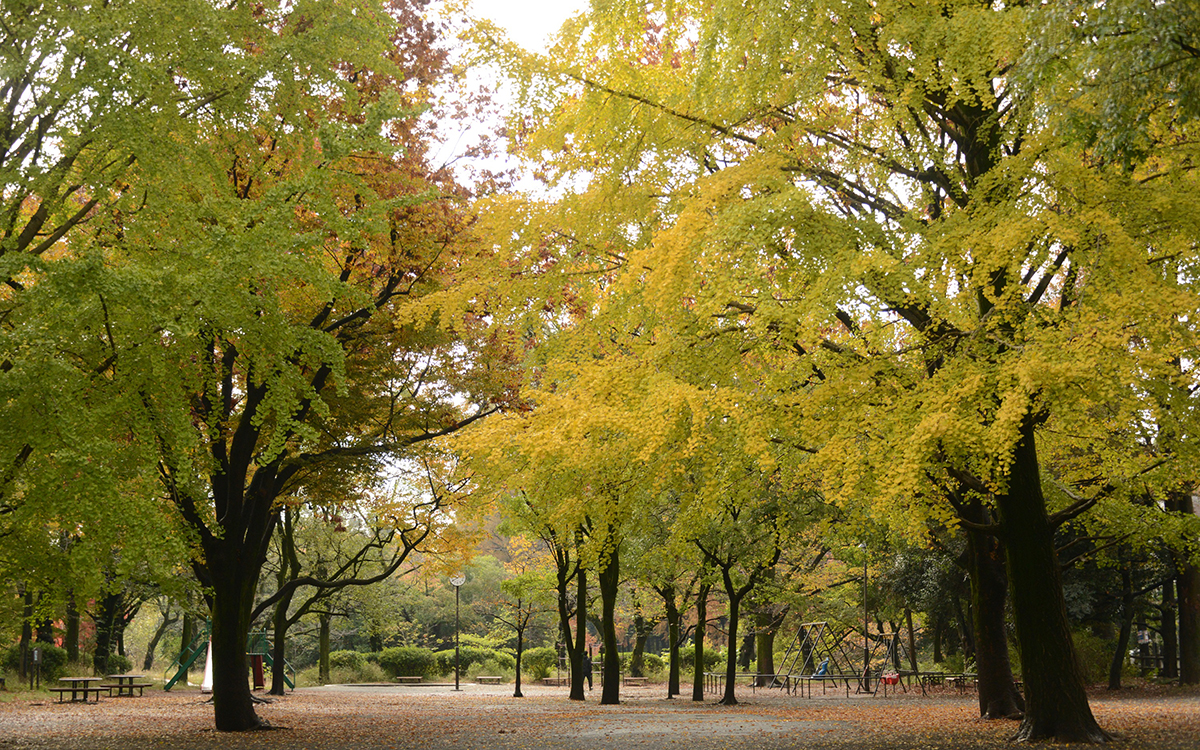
[32,648,41,665]
[1137,630,1151,645]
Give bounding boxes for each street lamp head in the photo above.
[450,573,466,587]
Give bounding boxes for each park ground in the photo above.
[1,681,1199,749]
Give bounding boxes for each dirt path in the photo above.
[1,682,1197,749]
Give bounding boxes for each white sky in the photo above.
[468,0,590,52]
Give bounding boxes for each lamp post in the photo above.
[450,573,466,691]
[861,542,870,693]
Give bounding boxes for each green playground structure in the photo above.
[163,625,295,691]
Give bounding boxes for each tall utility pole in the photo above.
[451,573,466,691]
[861,544,870,693]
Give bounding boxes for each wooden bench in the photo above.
[622,676,648,686]
[101,682,153,697]
[50,686,105,703]
[541,677,569,686]
[476,675,503,685]
[394,676,423,684]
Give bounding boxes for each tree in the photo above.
[471,0,1200,740]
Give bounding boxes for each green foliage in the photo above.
[3,644,69,680]
[520,646,558,681]
[675,647,724,673]
[105,653,133,675]
[434,645,516,676]
[1070,630,1123,685]
[376,647,437,678]
[329,650,368,672]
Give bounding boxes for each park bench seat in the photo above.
[540,677,568,686]
[394,676,423,684]
[49,686,104,702]
[622,676,648,686]
[476,676,503,684]
[100,682,153,696]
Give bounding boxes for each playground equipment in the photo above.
[773,621,919,696]
[163,625,294,691]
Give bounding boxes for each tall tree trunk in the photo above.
[318,612,331,686]
[143,608,178,670]
[964,507,1024,719]
[662,586,681,697]
[630,613,648,678]
[692,583,710,702]
[513,624,525,698]
[999,419,1107,743]
[269,582,297,694]
[755,627,776,687]
[180,613,195,667]
[1109,564,1134,690]
[598,538,621,705]
[92,590,122,676]
[207,544,263,731]
[269,603,292,696]
[933,615,944,664]
[905,608,920,673]
[570,543,588,701]
[19,589,32,680]
[1161,578,1178,680]
[720,588,744,705]
[738,633,755,671]
[65,592,79,663]
[1172,493,1200,684]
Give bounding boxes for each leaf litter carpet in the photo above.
[1,682,1197,749]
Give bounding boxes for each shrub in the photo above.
[676,647,725,673]
[1071,629,1116,685]
[4,643,70,680]
[435,645,515,676]
[643,652,664,674]
[329,650,367,672]
[521,647,558,681]
[377,646,436,678]
[106,653,133,675]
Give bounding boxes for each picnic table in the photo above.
[103,673,152,697]
[475,675,503,685]
[52,677,104,702]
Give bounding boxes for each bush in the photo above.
[329,650,367,672]
[521,647,557,681]
[643,652,664,674]
[106,653,133,675]
[435,644,516,676]
[4,643,70,680]
[676,647,725,673]
[1071,629,1117,685]
[377,646,436,678]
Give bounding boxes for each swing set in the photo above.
[772,621,919,697]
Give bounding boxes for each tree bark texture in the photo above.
[1000,420,1107,743]
[662,587,681,697]
[570,553,588,701]
[692,584,710,702]
[514,628,525,698]
[630,614,648,677]
[318,612,331,686]
[65,592,79,663]
[208,543,264,731]
[1108,565,1134,690]
[1173,493,1200,684]
[1161,578,1178,680]
[598,538,621,705]
[964,515,1024,718]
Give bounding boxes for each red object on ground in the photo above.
[250,655,265,690]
